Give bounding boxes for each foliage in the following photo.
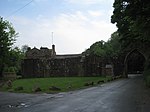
[84,32,121,60]
[88,40,106,57]
[7,47,25,75]
[111,0,150,84]
[0,17,18,77]
[143,69,150,87]
[2,46,25,76]
[107,32,121,57]
[21,44,29,53]
[3,66,16,73]
[111,0,150,48]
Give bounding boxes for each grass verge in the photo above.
[0,76,112,93]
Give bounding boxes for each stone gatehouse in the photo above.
[22,45,114,78]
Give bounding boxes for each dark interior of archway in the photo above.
[127,51,145,74]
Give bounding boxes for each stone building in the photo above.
[26,45,56,59]
[22,45,114,78]
[22,45,84,77]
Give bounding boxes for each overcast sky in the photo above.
[0,0,117,54]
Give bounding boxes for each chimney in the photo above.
[52,44,56,56]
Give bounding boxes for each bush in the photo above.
[4,67,16,73]
[146,76,150,87]
[14,86,23,91]
[3,67,17,80]
[143,69,150,87]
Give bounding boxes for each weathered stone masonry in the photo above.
[22,45,115,78]
[22,55,82,77]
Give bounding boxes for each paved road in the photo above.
[0,75,150,112]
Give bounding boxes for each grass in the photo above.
[0,76,112,93]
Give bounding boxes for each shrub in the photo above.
[146,76,150,87]
[32,87,42,92]
[4,67,16,73]
[143,69,150,87]
[14,86,23,91]
[49,86,61,91]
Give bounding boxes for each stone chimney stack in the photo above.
[52,44,56,56]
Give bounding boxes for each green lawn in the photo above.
[0,76,112,93]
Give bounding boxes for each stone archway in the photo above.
[123,49,147,77]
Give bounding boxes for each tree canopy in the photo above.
[111,0,150,79]
[0,17,18,77]
[111,0,150,48]
[83,31,121,61]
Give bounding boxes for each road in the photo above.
[0,75,150,112]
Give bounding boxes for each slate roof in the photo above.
[55,54,82,59]
[26,47,53,59]
[26,46,82,60]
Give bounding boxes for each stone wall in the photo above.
[22,54,117,78]
[83,55,103,76]
[22,56,83,78]
[22,44,120,78]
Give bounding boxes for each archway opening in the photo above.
[124,49,146,77]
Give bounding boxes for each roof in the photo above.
[25,47,53,59]
[55,54,82,59]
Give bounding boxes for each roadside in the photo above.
[0,76,116,93]
[0,75,150,112]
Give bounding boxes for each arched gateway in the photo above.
[123,49,147,77]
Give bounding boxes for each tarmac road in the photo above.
[0,74,150,112]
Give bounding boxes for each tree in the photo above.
[83,33,121,60]
[111,0,150,80]
[107,31,121,57]
[8,47,25,75]
[0,17,18,77]
[87,40,106,57]
[111,0,150,48]
[21,45,29,53]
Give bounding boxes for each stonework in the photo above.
[26,45,56,59]
[22,45,115,78]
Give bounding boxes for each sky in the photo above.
[0,0,117,54]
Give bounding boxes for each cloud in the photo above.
[34,0,48,2]
[11,10,116,54]
[88,10,104,17]
[65,0,105,5]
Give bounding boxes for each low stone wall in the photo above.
[3,72,17,79]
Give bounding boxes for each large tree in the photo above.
[83,32,121,60]
[0,17,18,77]
[8,47,25,75]
[111,0,150,81]
[111,0,150,48]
